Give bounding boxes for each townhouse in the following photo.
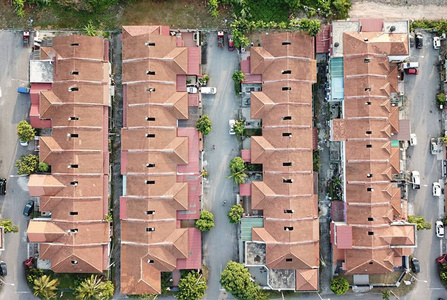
[26,35,111,273]
[120,26,202,294]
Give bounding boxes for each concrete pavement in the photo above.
[201,32,240,300]
[404,31,446,300]
[0,31,36,299]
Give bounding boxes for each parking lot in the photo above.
[405,31,446,300]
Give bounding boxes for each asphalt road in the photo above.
[404,32,446,300]
[201,32,240,300]
[0,31,36,299]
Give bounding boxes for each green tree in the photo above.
[436,20,447,34]
[17,120,35,143]
[233,120,245,136]
[207,0,220,17]
[15,154,40,175]
[228,204,244,224]
[38,162,50,173]
[408,215,432,230]
[33,275,59,299]
[332,0,352,19]
[232,70,245,84]
[0,219,19,233]
[330,276,349,295]
[220,261,266,300]
[196,115,212,135]
[299,18,321,36]
[437,93,446,107]
[176,271,207,300]
[227,157,248,185]
[84,20,98,36]
[195,210,215,232]
[75,275,114,300]
[382,290,391,300]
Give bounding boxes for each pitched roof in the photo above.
[331,29,415,275]
[121,26,201,295]
[26,35,110,274]
[247,33,319,290]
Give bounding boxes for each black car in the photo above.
[411,257,420,273]
[0,261,7,276]
[23,200,34,217]
[416,34,423,49]
[0,178,6,195]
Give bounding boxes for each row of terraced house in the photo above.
[23,19,418,296]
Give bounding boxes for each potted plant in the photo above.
[17,120,35,146]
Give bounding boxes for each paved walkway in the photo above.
[201,32,240,300]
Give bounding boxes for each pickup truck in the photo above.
[411,171,420,189]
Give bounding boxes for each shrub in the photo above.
[15,154,40,175]
[228,204,244,224]
[0,219,19,233]
[437,93,446,107]
[38,162,50,173]
[196,115,212,135]
[233,120,245,136]
[195,210,215,232]
[330,276,349,295]
[408,215,432,230]
[17,120,35,143]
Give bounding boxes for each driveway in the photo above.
[405,32,446,300]
[0,31,36,299]
[201,32,240,300]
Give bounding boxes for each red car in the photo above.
[228,35,234,51]
[405,68,419,75]
[436,254,447,264]
[23,257,34,268]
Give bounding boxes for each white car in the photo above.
[433,182,442,197]
[229,119,236,135]
[410,133,417,146]
[430,138,439,155]
[436,221,445,238]
[200,87,217,94]
[187,86,198,94]
[411,171,420,190]
[433,36,441,50]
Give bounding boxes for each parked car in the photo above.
[186,86,198,94]
[200,87,217,94]
[17,87,30,94]
[434,36,441,50]
[411,171,420,189]
[0,261,7,276]
[402,62,419,69]
[0,178,6,195]
[436,221,445,238]
[405,68,418,75]
[228,35,234,51]
[410,133,417,146]
[229,119,236,135]
[436,254,447,264]
[23,257,34,268]
[431,138,439,155]
[433,182,442,197]
[416,33,423,49]
[23,200,34,217]
[411,257,420,273]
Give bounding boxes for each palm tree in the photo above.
[228,171,248,185]
[75,275,105,300]
[33,275,59,299]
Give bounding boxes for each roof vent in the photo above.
[368,217,374,221]
[334,42,339,47]
[70,43,79,47]
[283,162,292,166]
[282,41,291,45]
[71,260,78,264]
[366,173,373,178]
[147,259,154,263]
[284,227,293,231]
[145,42,156,46]
[146,163,155,168]
[69,229,78,233]
[70,181,78,186]
[367,188,374,192]
[146,133,155,138]
[68,87,78,92]
[68,164,78,168]
[282,116,292,121]
[146,211,155,215]
[146,117,155,121]
[364,58,371,63]
[146,71,155,75]
[146,87,155,92]
[282,133,292,137]
[70,71,79,75]
[145,180,155,185]
[282,70,292,74]
[146,227,155,232]
[68,133,79,138]
[286,258,293,262]
[364,38,368,41]
[68,116,79,121]
[284,209,294,213]
[283,179,293,183]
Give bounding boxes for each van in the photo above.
[416,33,423,49]
[200,87,217,94]
[402,62,419,69]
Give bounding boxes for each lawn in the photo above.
[0,0,232,30]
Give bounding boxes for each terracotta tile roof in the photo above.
[331,29,414,275]
[26,35,110,274]
[296,269,319,291]
[247,33,318,290]
[121,26,202,295]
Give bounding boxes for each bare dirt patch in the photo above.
[351,1,447,20]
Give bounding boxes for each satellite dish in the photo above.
[334,42,339,47]
[390,26,396,32]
